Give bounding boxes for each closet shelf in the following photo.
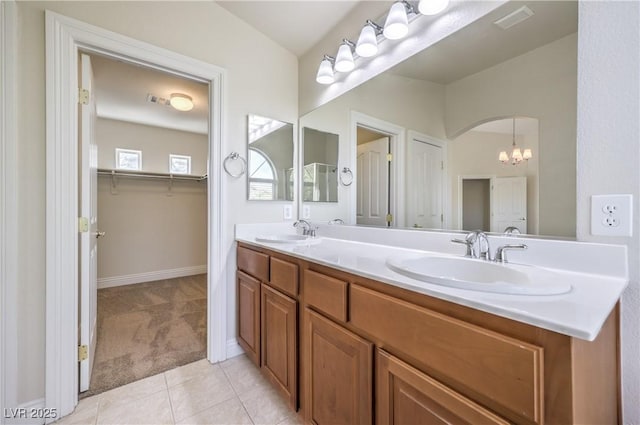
[98,168,208,181]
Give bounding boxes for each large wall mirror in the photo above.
[298,0,577,238]
[247,114,294,201]
[302,127,339,202]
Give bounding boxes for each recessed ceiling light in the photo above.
[170,93,194,111]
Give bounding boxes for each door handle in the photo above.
[96,231,106,239]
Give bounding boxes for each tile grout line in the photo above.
[164,373,177,425]
[221,363,256,425]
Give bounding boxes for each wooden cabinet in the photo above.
[237,270,261,366]
[261,283,297,409]
[376,349,509,425]
[304,308,373,425]
[236,243,619,425]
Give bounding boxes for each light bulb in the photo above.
[316,58,335,84]
[334,43,355,73]
[384,2,409,40]
[356,24,378,57]
[170,93,194,111]
[418,0,450,15]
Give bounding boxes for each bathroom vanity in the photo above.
[235,225,626,425]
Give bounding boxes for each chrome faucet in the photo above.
[293,220,317,237]
[452,230,527,263]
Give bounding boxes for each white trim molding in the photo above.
[97,265,208,289]
[0,1,19,422]
[45,11,226,420]
[349,111,406,228]
[226,339,245,359]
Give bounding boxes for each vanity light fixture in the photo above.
[356,20,384,58]
[316,55,336,84]
[169,93,194,111]
[499,118,533,165]
[384,1,414,40]
[418,0,450,16]
[315,0,448,85]
[334,39,356,73]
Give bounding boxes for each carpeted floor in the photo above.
[81,274,207,398]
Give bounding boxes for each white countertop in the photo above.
[236,223,629,341]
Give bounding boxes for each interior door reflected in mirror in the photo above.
[302,127,339,202]
[247,114,294,201]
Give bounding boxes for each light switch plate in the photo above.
[591,194,633,236]
[303,205,311,219]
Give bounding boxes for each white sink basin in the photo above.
[386,256,571,295]
[255,234,321,245]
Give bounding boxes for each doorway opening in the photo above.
[46,11,226,418]
[78,52,210,397]
[461,178,491,232]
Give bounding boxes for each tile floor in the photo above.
[56,355,303,425]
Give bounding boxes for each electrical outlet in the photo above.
[303,205,311,219]
[591,194,633,236]
[283,205,293,220]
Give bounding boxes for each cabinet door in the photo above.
[305,308,372,425]
[237,271,260,366]
[261,284,297,410]
[376,349,509,425]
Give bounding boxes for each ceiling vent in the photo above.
[146,93,171,106]
[493,6,535,30]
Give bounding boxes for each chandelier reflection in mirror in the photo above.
[499,117,533,165]
[316,0,450,84]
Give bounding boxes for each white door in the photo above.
[79,53,99,392]
[356,137,390,226]
[491,176,527,233]
[407,139,444,229]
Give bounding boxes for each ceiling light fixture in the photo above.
[499,118,533,165]
[334,39,356,73]
[169,93,194,111]
[384,1,414,40]
[418,0,450,16]
[316,55,336,84]
[356,20,384,58]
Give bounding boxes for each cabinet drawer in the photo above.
[350,284,544,424]
[376,349,509,425]
[303,269,348,323]
[269,257,298,298]
[238,246,269,282]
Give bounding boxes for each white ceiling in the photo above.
[216,1,363,57]
[90,54,209,134]
[389,1,577,84]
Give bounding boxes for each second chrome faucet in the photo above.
[452,230,526,263]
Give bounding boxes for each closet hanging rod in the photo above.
[97,168,207,181]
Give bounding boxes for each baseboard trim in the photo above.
[226,339,244,359]
[97,265,207,289]
[4,398,45,425]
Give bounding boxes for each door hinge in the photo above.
[78,345,88,362]
[78,88,90,105]
[78,217,89,233]
[441,213,444,223]
[386,213,393,223]
[441,161,444,170]
[386,153,393,162]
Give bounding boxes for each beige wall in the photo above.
[14,1,297,404]
[97,118,208,175]
[450,131,539,234]
[96,118,208,281]
[576,3,639,422]
[446,33,577,237]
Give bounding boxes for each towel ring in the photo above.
[223,152,247,178]
[339,167,353,186]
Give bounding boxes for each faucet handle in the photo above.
[494,244,527,263]
[451,238,473,257]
